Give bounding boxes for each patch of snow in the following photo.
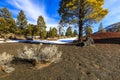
[0,41,5,43]
[0,37,77,44]
[0,38,4,41]
[58,37,77,43]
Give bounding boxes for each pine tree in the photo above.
[61,32,64,36]
[48,27,52,38]
[0,7,17,34]
[0,17,9,34]
[26,24,33,36]
[42,30,47,39]
[0,7,11,18]
[33,25,40,36]
[26,24,40,38]
[58,24,63,38]
[73,30,78,37]
[46,31,49,38]
[66,27,73,37]
[98,22,106,32]
[47,27,57,38]
[8,18,17,34]
[85,25,92,36]
[58,0,108,41]
[17,10,27,35]
[54,27,58,37]
[37,16,46,39]
[51,27,57,38]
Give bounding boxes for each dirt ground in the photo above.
[0,43,120,80]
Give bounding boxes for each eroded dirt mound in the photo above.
[91,32,120,44]
[0,43,120,80]
[92,32,120,39]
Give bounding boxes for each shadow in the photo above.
[94,38,120,44]
[11,57,34,65]
[58,39,75,43]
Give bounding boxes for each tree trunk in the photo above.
[78,0,84,42]
[32,31,34,39]
[40,31,42,39]
[78,20,83,42]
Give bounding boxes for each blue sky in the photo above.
[0,0,120,32]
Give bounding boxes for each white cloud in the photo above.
[7,0,59,29]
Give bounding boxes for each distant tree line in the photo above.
[0,7,78,40]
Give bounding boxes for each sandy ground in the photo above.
[0,43,120,80]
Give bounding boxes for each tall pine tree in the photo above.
[47,27,52,38]
[98,22,106,32]
[0,7,17,34]
[85,25,92,36]
[73,30,78,37]
[47,27,57,38]
[0,7,11,18]
[17,10,27,35]
[26,24,40,38]
[0,17,9,34]
[51,27,57,38]
[37,16,46,39]
[58,0,108,41]
[66,27,73,37]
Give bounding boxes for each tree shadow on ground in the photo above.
[11,57,33,65]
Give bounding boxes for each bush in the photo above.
[0,52,15,73]
[18,44,62,69]
[0,52,13,66]
[39,45,62,63]
[18,46,36,60]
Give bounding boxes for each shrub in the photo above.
[17,43,43,60]
[18,44,62,69]
[18,46,36,60]
[0,52,15,73]
[0,52,13,66]
[38,45,62,63]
